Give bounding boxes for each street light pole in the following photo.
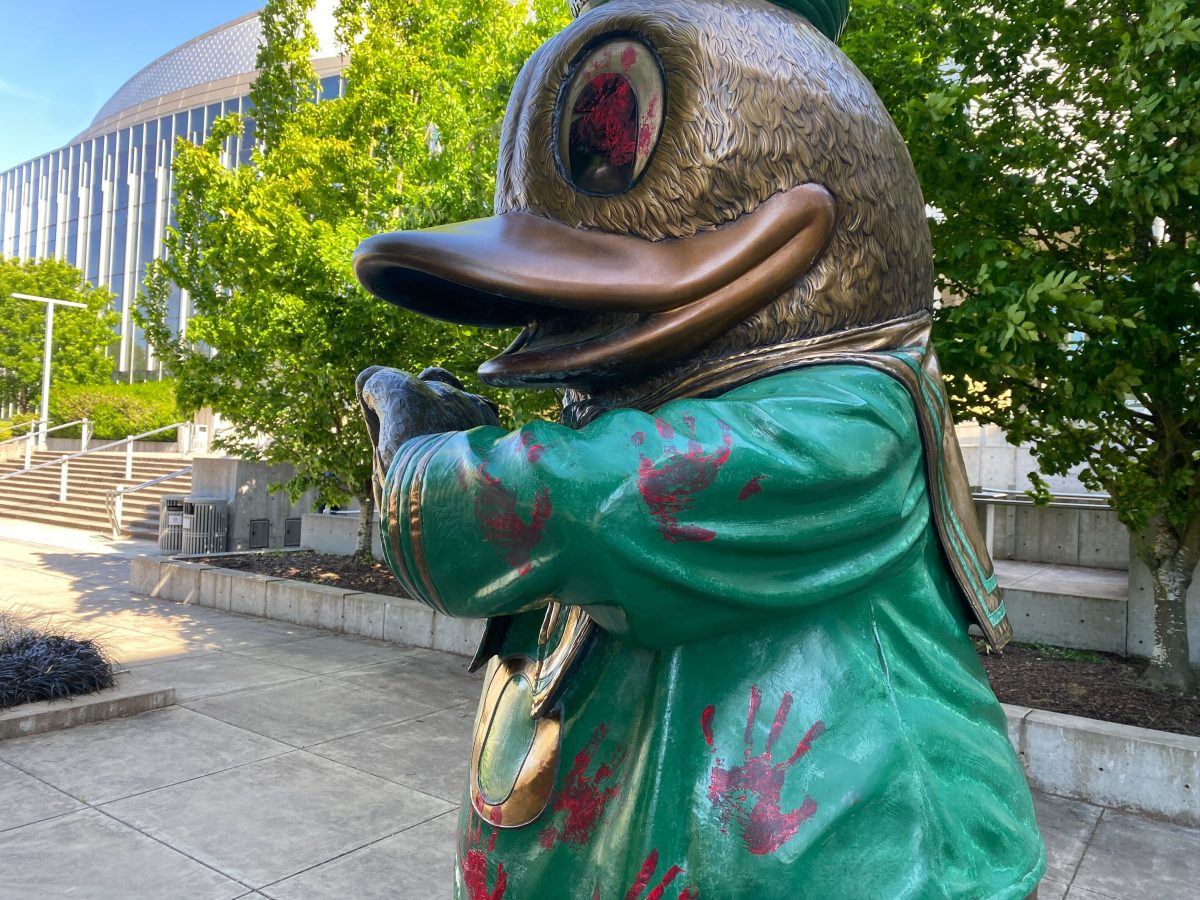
[10,292,89,449]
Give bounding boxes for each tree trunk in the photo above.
[355,491,376,562]
[1135,515,1199,696]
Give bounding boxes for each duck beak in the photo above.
[353,183,834,388]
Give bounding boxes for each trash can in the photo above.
[158,495,187,554]
[181,498,229,555]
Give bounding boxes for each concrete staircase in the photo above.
[0,451,192,541]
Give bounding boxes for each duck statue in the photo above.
[354,1,1046,897]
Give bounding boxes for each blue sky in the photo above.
[0,1,262,171]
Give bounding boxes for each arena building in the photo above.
[0,4,344,382]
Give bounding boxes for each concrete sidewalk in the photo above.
[1,521,1197,899]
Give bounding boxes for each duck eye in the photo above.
[557,38,665,196]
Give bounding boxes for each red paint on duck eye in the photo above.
[737,476,765,501]
[621,44,638,73]
[472,464,551,575]
[539,724,627,849]
[705,686,825,856]
[636,421,733,543]
[631,431,646,447]
[570,73,638,169]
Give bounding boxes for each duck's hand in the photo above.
[357,366,500,505]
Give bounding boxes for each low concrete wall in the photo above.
[1001,585,1129,655]
[44,437,182,454]
[131,557,484,656]
[0,676,175,741]
[980,503,1130,571]
[1005,704,1200,827]
[957,422,1090,494]
[301,512,383,560]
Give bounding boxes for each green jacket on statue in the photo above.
[380,361,1045,899]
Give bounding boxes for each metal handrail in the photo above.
[3,418,45,436]
[105,466,193,539]
[0,422,191,501]
[0,418,91,447]
[971,487,1114,555]
[0,418,92,470]
[972,486,1112,511]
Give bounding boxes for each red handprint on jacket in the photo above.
[702,685,825,855]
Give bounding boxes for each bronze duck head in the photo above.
[355,0,932,407]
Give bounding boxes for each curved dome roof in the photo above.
[88,3,339,132]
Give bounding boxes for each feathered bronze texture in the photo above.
[497,0,932,406]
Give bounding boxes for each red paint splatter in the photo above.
[472,464,551,576]
[621,849,699,900]
[639,123,654,154]
[624,850,659,900]
[621,44,637,73]
[631,431,646,447]
[636,419,733,543]
[539,724,626,849]
[519,432,545,463]
[737,476,764,501]
[571,74,637,168]
[700,705,716,747]
[706,686,824,855]
[461,815,507,900]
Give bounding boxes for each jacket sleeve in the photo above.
[380,365,930,648]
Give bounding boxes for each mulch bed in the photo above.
[192,550,1200,738]
[193,549,406,598]
[979,642,1200,738]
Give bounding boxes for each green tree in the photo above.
[845,1,1200,692]
[140,0,568,557]
[0,257,118,415]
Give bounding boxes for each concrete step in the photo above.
[0,500,161,537]
[0,462,192,482]
[0,480,189,508]
[0,482,188,503]
[994,558,1129,655]
[0,448,195,539]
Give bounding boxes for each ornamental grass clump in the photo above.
[0,609,116,710]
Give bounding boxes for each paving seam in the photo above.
[0,742,270,893]
[179,697,472,760]
[0,718,295,808]
[137,654,319,702]
[296,744,469,805]
[253,807,462,898]
[94,803,257,892]
[1066,806,1108,896]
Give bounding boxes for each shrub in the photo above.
[0,609,116,709]
[50,380,181,441]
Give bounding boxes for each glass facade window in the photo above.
[0,4,345,382]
